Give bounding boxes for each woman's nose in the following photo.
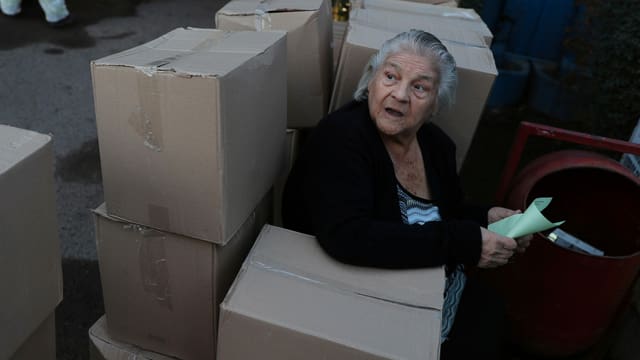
[391,83,409,102]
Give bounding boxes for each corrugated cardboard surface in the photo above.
[92,28,286,244]
[0,125,62,360]
[10,313,56,360]
[272,129,300,227]
[217,225,444,359]
[216,0,333,128]
[357,0,491,45]
[330,21,496,170]
[94,193,272,360]
[349,8,487,48]
[89,315,175,360]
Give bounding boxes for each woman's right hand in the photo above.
[477,227,518,268]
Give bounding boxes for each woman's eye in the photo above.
[385,72,396,81]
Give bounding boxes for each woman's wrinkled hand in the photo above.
[487,206,532,254]
[478,227,518,268]
[488,206,520,224]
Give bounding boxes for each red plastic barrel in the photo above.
[482,150,640,357]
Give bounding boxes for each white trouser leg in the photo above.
[0,0,21,16]
[38,0,69,22]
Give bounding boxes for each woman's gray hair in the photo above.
[353,29,457,113]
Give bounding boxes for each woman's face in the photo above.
[368,51,439,142]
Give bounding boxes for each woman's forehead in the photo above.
[382,52,437,79]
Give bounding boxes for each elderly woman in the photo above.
[283,30,530,359]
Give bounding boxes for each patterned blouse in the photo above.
[397,183,466,343]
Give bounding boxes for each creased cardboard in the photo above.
[217,225,445,359]
[93,192,272,360]
[330,21,496,169]
[89,315,174,360]
[92,28,286,244]
[0,125,62,360]
[216,0,333,128]
[10,313,56,360]
[356,0,491,45]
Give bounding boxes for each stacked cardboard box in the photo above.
[90,28,288,360]
[89,316,173,360]
[0,125,62,360]
[330,2,496,169]
[216,0,333,128]
[217,225,446,359]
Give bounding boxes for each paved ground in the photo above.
[1,1,639,359]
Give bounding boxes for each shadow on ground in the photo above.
[56,259,104,360]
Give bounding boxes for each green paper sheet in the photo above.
[488,197,565,238]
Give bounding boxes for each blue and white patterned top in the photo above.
[397,183,466,343]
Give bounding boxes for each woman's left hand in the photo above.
[487,206,532,254]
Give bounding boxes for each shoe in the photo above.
[48,14,74,28]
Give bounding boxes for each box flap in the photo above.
[349,8,487,48]
[347,21,496,75]
[362,0,480,20]
[218,0,323,16]
[0,125,51,175]
[248,225,445,309]
[92,28,286,77]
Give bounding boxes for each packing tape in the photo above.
[138,230,173,310]
[254,2,272,31]
[248,255,439,310]
[123,224,173,310]
[129,74,164,151]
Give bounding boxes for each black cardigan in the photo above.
[283,100,489,269]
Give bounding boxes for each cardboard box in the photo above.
[94,192,272,360]
[330,22,497,169]
[217,225,445,359]
[92,28,287,243]
[355,0,492,45]
[272,129,301,227]
[216,0,333,128]
[333,20,348,73]
[89,315,174,360]
[349,7,487,48]
[0,125,63,360]
[10,313,56,360]
[354,0,453,5]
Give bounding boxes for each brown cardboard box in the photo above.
[217,225,445,359]
[0,125,63,360]
[93,193,272,360]
[354,0,453,4]
[349,7,488,48]
[216,0,333,128]
[10,313,56,360]
[330,22,497,169]
[89,315,174,360]
[355,0,492,45]
[272,129,301,227]
[333,20,348,73]
[92,28,287,244]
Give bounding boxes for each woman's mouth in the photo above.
[385,107,404,117]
